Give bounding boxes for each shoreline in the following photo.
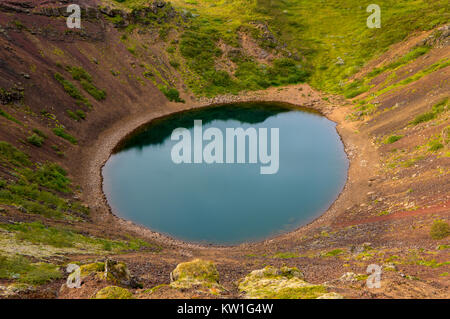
[78,83,378,251]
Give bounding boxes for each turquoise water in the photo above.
[103,102,348,245]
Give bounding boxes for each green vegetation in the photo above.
[21,163,71,193]
[0,141,88,219]
[368,45,431,78]
[80,80,106,101]
[66,66,90,82]
[32,129,47,139]
[75,109,86,120]
[323,249,344,257]
[383,135,403,144]
[0,141,31,166]
[0,221,152,252]
[52,127,77,145]
[430,219,450,240]
[170,259,223,292]
[67,109,86,121]
[255,0,448,93]
[342,79,371,99]
[238,266,333,299]
[160,86,184,103]
[66,66,106,101]
[0,255,62,285]
[95,286,133,299]
[54,73,91,108]
[0,108,22,125]
[67,66,92,82]
[26,134,44,147]
[114,0,448,97]
[67,110,80,121]
[411,98,449,125]
[427,136,444,152]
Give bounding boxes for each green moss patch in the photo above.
[238,266,332,299]
[94,286,133,299]
[0,254,61,285]
[170,259,223,293]
[430,219,450,240]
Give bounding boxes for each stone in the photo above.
[77,259,140,288]
[238,266,329,299]
[94,286,133,299]
[339,272,357,283]
[316,292,344,299]
[170,259,223,293]
[382,263,397,272]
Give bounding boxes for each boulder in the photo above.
[75,259,140,288]
[94,286,133,299]
[238,266,330,299]
[170,259,223,293]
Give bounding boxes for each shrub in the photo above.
[0,141,31,166]
[430,220,450,240]
[27,134,44,147]
[160,87,184,103]
[0,109,22,125]
[66,110,80,121]
[76,109,86,120]
[54,73,91,108]
[0,255,61,285]
[383,135,403,144]
[411,98,448,125]
[67,66,92,82]
[343,79,370,98]
[428,138,443,152]
[32,128,47,139]
[21,162,71,193]
[52,127,77,145]
[80,80,106,101]
[411,112,436,125]
[169,60,180,68]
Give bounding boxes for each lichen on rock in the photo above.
[0,283,34,297]
[170,259,223,293]
[79,262,105,278]
[238,266,333,299]
[316,292,344,299]
[76,259,139,288]
[94,286,133,299]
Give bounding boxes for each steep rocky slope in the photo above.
[0,0,448,299]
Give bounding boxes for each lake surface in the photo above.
[103,102,348,245]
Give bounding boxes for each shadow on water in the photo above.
[114,102,320,152]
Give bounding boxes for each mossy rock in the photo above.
[104,259,133,286]
[78,259,138,287]
[79,262,105,277]
[94,286,133,299]
[238,266,330,299]
[0,283,34,297]
[170,259,223,293]
[316,292,344,299]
